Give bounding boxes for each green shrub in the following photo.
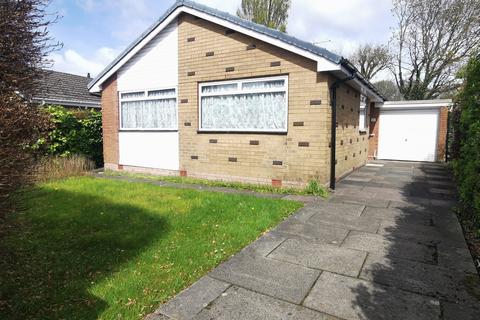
[453,54,480,234]
[305,180,329,197]
[37,106,103,166]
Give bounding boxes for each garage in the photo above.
[374,100,451,162]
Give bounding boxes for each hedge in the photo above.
[452,54,480,233]
[36,106,103,167]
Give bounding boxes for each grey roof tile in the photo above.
[36,70,100,106]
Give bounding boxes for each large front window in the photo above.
[119,88,177,130]
[199,76,288,132]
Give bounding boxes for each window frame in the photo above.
[118,86,178,131]
[198,75,289,133]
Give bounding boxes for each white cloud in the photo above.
[49,47,120,77]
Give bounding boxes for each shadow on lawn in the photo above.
[349,162,480,319]
[0,187,169,320]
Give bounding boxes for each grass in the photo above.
[36,155,96,183]
[105,170,329,198]
[0,177,302,319]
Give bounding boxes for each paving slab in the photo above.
[303,272,441,320]
[209,254,320,304]
[442,301,480,320]
[342,231,437,264]
[361,206,432,224]
[359,254,480,305]
[329,195,390,208]
[268,238,367,277]
[307,212,381,233]
[273,219,348,245]
[156,276,230,320]
[437,244,478,274]
[192,286,337,320]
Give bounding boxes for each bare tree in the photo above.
[0,0,60,217]
[237,0,291,32]
[350,44,391,81]
[391,0,480,100]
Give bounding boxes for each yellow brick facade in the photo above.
[177,14,335,186]
[101,13,369,187]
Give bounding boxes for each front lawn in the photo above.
[0,177,301,319]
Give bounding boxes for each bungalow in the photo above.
[88,0,388,189]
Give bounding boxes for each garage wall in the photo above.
[368,103,449,162]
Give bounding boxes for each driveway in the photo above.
[148,161,479,320]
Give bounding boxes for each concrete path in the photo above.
[147,161,480,320]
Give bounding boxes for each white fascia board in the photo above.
[335,66,383,102]
[89,6,339,93]
[380,101,453,110]
[89,8,182,93]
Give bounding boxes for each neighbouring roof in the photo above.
[34,70,101,108]
[88,0,384,101]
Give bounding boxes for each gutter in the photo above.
[329,75,354,190]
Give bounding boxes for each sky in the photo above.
[47,0,397,78]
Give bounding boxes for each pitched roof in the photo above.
[88,0,384,101]
[34,70,101,108]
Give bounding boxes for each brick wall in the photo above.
[334,83,368,178]
[101,75,119,169]
[177,14,333,186]
[436,106,448,161]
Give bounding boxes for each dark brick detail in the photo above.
[191,155,199,160]
[225,67,235,72]
[187,71,195,76]
[187,37,195,42]
[341,105,345,109]
[118,164,124,170]
[351,108,354,112]
[246,44,256,50]
[353,153,356,158]
[209,139,218,144]
[359,150,362,154]
[357,138,359,142]
[270,61,281,67]
[298,142,309,147]
[272,160,283,166]
[206,51,214,57]
[272,179,282,187]
[184,122,191,126]
[293,121,304,126]
[310,100,322,105]
[180,99,188,103]
[228,157,237,162]
[225,29,235,35]
[249,140,259,145]
[345,156,348,160]
[340,140,343,145]
[350,139,353,144]
[180,170,187,177]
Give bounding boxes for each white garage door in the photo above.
[378,109,439,162]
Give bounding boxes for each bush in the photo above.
[35,154,95,183]
[452,54,480,233]
[37,106,103,167]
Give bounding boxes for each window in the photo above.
[359,95,368,131]
[119,88,177,130]
[199,76,288,132]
